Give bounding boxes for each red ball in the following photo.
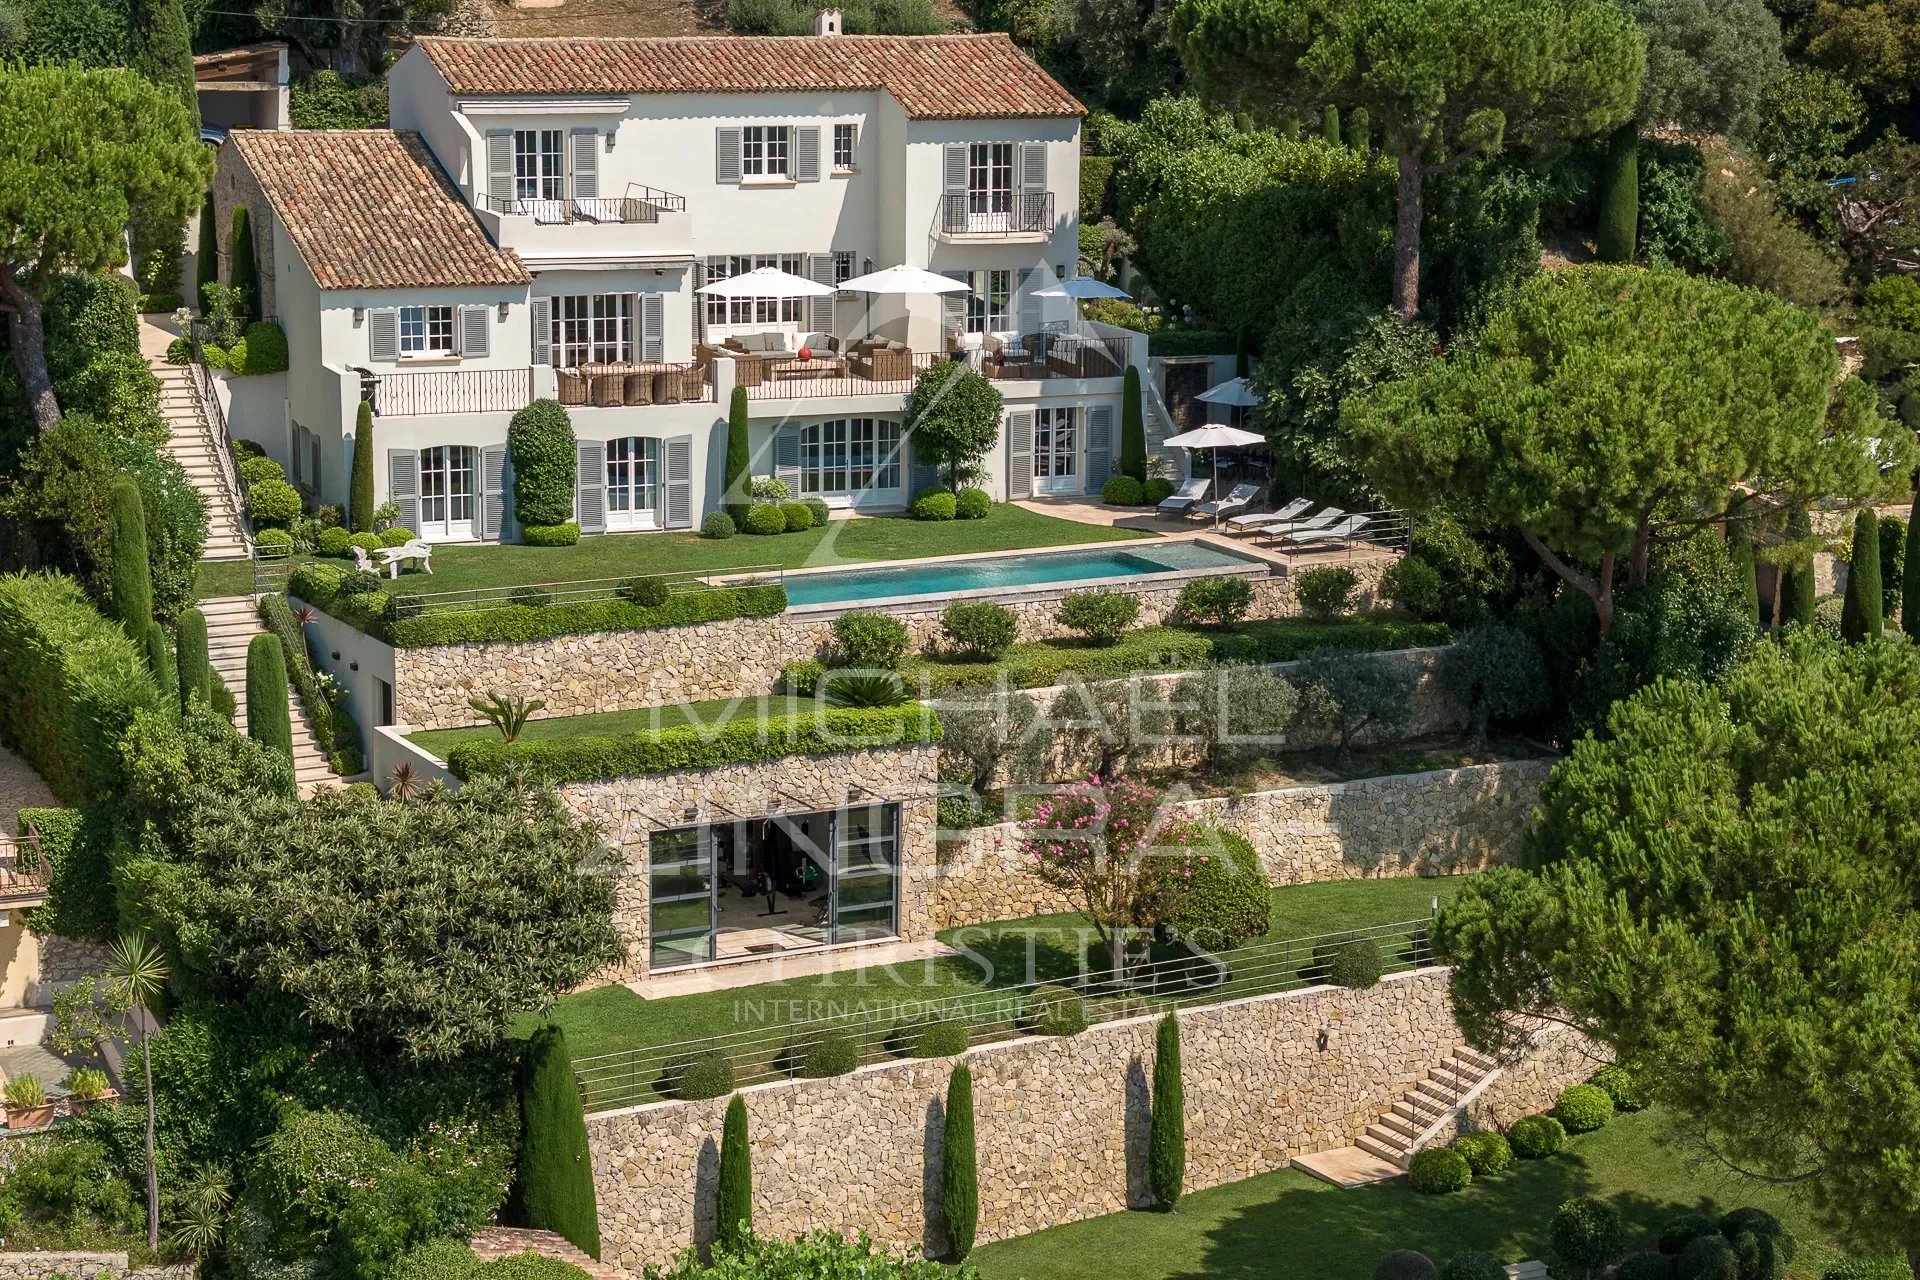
[798,347,813,361]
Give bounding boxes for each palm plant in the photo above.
[824,671,909,708]
[469,690,547,742]
[107,933,168,1250]
[168,1163,232,1257]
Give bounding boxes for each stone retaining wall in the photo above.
[931,758,1550,930]
[0,1255,194,1280]
[585,967,1594,1272]
[393,555,1391,730]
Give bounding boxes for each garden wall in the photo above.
[932,758,1550,928]
[0,1255,193,1280]
[389,552,1392,730]
[584,967,1595,1272]
[556,744,941,982]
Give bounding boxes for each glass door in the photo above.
[417,445,476,541]
[605,437,660,530]
[648,827,714,971]
[1033,407,1079,495]
[830,805,898,943]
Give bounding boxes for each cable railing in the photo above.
[573,915,1435,1112]
[382,565,787,619]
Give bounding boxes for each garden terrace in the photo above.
[545,876,1462,1107]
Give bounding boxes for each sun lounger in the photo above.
[1277,514,1371,552]
[1225,497,1313,533]
[1157,476,1211,516]
[1255,508,1345,543]
[1191,482,1263,521]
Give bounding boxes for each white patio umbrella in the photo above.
[836,264,970,343]
[1195,376,1261,407]
[1031,275,1131,300]
[1163,424,1266,526]
[695,265,834,298]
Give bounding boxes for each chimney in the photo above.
[814,8,842,34]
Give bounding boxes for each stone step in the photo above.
[1456,1047,1499,1072]
[1374,1112,1420,1141]
[1355,1132,1406,1163]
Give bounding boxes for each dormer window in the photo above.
[514,129,564,201]
[742,125,790,178]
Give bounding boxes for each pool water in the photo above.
[782,541,1265,607]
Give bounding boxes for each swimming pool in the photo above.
[781,540,1267,608]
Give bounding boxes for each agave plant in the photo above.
[824,671,909,708]
[469,690,548,742]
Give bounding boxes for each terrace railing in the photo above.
[1242,508,1414,564]
[372,367,534,418]
[739,350,943,401]
[385,565,786,620]
[940,192,1055,237]
[0,825,52,908]
[476,188,688,224]
[573,915,1435,1113]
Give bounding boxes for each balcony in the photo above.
[731,330,1130,402]
[370,367,533,417]
[937,192,1056,241]
[0,828,51,910]
[474,185,694,264]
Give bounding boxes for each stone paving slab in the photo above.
[1290,1145,1404,1188]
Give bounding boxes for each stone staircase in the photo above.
[198,595,336,794]
[1354,1044,1503,1166]
[154,361,250,562]
[1142,372,1181,463]
[470,1228,625,1280]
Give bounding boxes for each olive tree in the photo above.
[904,361,1004,490]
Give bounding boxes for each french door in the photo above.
[417,445,476,541]
[605,436,660,530]
[966,143,1015,231]
[1033,407,1079,494]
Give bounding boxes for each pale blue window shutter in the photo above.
[368,308,399,362]
[458,306,489,359]
[807,254,837,333]
[1084,405,1113,491]
[388,450,419,531]
[716,128,743,183]
[576,440,606,533]
[530,297,551,365]
[774,426,802,495]
[570,129,599,200]
[480,444,506,541]
[795,127,821,182]
[487,131,514,205]
[664,435,693,529]
[1006,409,1033,500]
[640,293,664,363]
[1018,267,1043,336]
[942,270,969,335]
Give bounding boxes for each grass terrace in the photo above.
[408,694,812,759]
[193,558,256,601]
[970,1109,1851,1280]
[371,506,1150,597]
[541,876,1463,1079]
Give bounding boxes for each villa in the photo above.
[210,22,1147,540]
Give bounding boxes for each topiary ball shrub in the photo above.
[1178,574,1255,626]
[381,525,417,547]
[1554,1083,1614,1133]
[1589,1064,1647,1113]
[911,487,958,521]
[1023,984,1088,1036]
[941,600,1018,660]
[786,1031,858,1078]
[317,527,352,557]
[1441,1252,1508,1280]
[703,511,737,539]
[239,454,286,488]
[1553,1197,1624,1279]
[235,320,289,374]
[254,527,293,553]
[1677,1234,1740,1280]
[1101,475,1145,506]
[247,477,302,527]
[669,1050,735,1100]
[780,501,814,532]
[744,504,787,535]
[1407,1146,1472,1194]
[1296,564,1361,619]
[347,532,384,555]
[1164,831,1270,950]
[1508,1114,1566,1159]
[521,523,579,547]
[803,496,831,526]
[831,611,910,668]
[1374,1251,1439,1280]
[1661,1212,1719,1255]
[1055,588,1140,645]
[1619,1252,1678,1280]
[622,576,671,608]
[1144,477,1175,504]
[891,1017,969,1058]
[1450,1131,1512,1177]
[1311,934,1383,989]
[955,487,991,519]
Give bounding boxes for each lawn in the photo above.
[373,507,1149,596]
[193,558,256,601]
[541,876,1461,1065]
[971,1109,1855,1280]
[407,694,809,758]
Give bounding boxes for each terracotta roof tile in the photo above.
[228,130,531,291]
[415,34,1084,120]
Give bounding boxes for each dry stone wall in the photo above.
[585,967,1595,1272]
[0,1256,194,1280]
[393,555,1391,730]
[932,759,1549,930]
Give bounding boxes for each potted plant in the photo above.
[64,1067,117,1117]
[5,1074,54,1128]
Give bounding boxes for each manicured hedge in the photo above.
[258,593,363,775]
[0,572,164,803]
[446,703,940,782]
[290,561,788,647]
[18,805,117,943]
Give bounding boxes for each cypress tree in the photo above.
[1841,508,1882,643]
[195,191,218,310]
[716,1094,752,1252]
[1118,366,1146,482]
[725,386,751,525]
[143,622,177,702]
[1321,104,1340,144]
[1905,486,1920,639]
[1597,122,1638,263]
[1879,513,1904,620]
[130,0,198,126]
[231,205,259,322]
[1726,517,1759,626]
[1784,506,1816,628]
[941,1063,977,1260]
[245,633,292,761]
[175,606,210,709]
[1345,106,1370,151]
[106,477,153,630]
[350,399,376,532]
[510,1025,602,1259]
[1148,1013,1185,1209]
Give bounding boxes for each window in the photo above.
[800,419,901,495]
[399,305,454,357]
[550,294,632,367]
[832,123,857,171]
[1034,407,1077,482]
[605,436,661,529]
[703,254,806,328]
[742,125,790,178]
[514,129,564,201]
[417,445,476,538]
[967,142,1014,214]
[965,270,1011,335]
[833,251,856,286]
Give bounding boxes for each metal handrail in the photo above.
[0,824,51,903]
[940,191,1055,236]
[373,367,534,417]
[385,565,787,618]
[573,915,1434,1112]
[476,189,688,223]
[186,321,262,590]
